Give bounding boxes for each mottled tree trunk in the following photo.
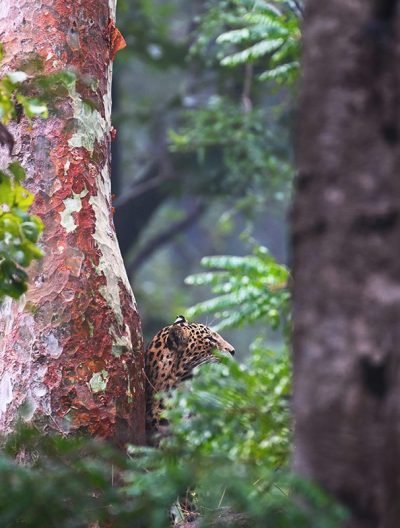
[292,1,400,526]
[0,0,145,446]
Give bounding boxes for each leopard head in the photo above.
[145,315,235,435]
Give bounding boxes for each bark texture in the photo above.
[292,1,400,526]
[0,0,145,446]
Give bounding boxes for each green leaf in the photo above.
[21,221,41,243]
[0,260,28,298]
[13,185,34,209]
[0,171,13,207]
[8,162,26,183]
[17,95,48,119]
[216,27,252,45]
[220,38,284,66]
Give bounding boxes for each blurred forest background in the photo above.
[112,0,299,354]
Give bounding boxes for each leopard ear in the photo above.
[167,324,187,351]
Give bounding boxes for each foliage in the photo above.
[192,0,301,85]
[169,98,293,201]
[185,242,290,331]
[0,46,76,301]
[126,347,345,527]
[216,0,301,84]
[112,1,300,336]
[166,0,299,212]
[0,163,43,300]
[0,69,48,124]
[0,50,76,125]
[0,359,346,528]
[164,345,290,468]
[0,430,128,528]
[171,236,294,523]
[113,1,299,296]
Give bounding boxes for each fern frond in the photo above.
[186,244,290,331]
[220,38,284,67]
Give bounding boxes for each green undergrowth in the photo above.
[0,345,346,527]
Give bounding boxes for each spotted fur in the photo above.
[145,316,235,437]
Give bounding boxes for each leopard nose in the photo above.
[229,347,235,356]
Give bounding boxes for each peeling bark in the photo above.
[0,0,145,446]
[293,1,400,526]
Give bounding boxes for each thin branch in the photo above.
[126,202,206,275]
[114,167,174,208]
[242,63,254,112]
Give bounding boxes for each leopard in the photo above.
[145,315,235,439]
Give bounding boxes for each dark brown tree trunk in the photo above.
[0,0,145,446]
[292,1,400,526]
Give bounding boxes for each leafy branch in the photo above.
[216,1,301,84]
[0,45,75,301]
[0,163,43,300]
[192,0,301,86]
[185,243,290,331]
